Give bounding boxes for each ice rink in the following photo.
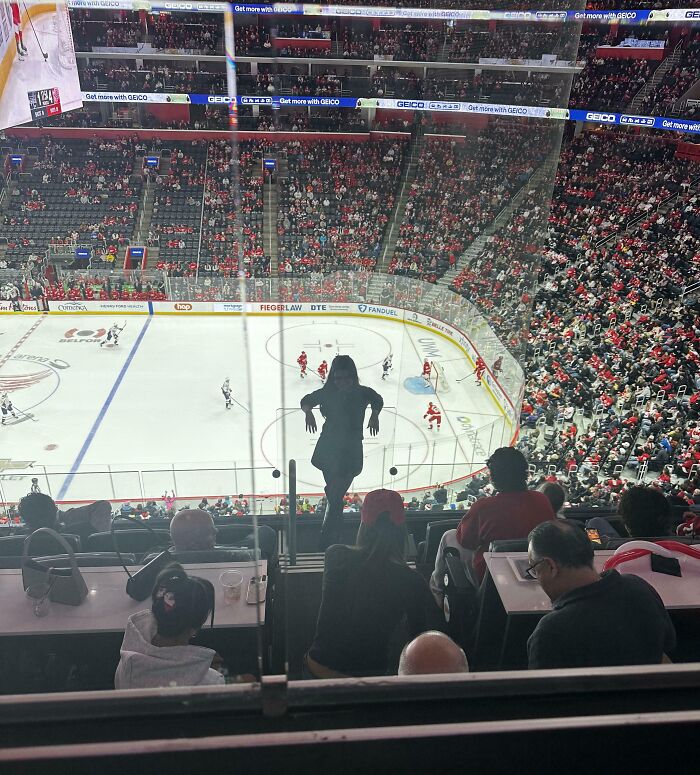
[0,314,510,504]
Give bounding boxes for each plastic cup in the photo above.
[26,583,51,617]
[220,571,244,604]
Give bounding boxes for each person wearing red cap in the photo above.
[304,489,440,679]
[301,355,383,549]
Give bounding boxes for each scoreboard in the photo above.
[28,88,62,122]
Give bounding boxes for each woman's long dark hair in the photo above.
[326,355,360,388]
[347,512,407,600]
[319,355,360,418]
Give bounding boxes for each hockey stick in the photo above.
[12,406,38,422]
[20,0,48,61]
[232,396,250,413]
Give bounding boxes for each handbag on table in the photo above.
[21,528,88,606]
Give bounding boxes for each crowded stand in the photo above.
[639,32,700,117]
[150,143,208,271]
[197,140,270,279]
[69,10,220,53]
[277,139,405,273]
[449,130,700,509]
[569,56,658,112]
[388,125,555,284]
[2,138,141,268]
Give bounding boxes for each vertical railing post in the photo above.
[288,459,297,567]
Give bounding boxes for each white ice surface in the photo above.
[0,314,509,503]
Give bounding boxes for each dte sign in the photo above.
[310,304,327,311]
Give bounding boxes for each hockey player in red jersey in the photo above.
[474,356,487,386]
[318,360,328,382]
[297,351,308,378]
[11,3,27,58]
[422,360,432,381]
[424,401,442,431]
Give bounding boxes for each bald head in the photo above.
[398,631,469,676]
[170,509,217,552]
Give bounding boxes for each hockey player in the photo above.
[100,322,125,347]
[422,359,432,382]
[1,393,17,425]
[424,401,442,431]
[492,356,503,378]
[318,360,328,383]
[297,351,308,378]
[474,356,487,386]
[10,2,27,59]
[382,354,393,380]
[222,378,232,409]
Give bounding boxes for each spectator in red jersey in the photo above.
[430,447,555,598]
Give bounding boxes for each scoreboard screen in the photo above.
[28,88,62,122]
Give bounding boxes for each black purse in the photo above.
[111,515,173,601]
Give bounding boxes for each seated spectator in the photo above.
[538,481,567,517]
[304,489,440,678]
[526,521,676,669]
[398,631,469,675]
[431,447,555,595]
[18,492,114,545]
[115,563,223,689]
[17,493,58,531]
[586,485,673,540]
[169,508,276,560]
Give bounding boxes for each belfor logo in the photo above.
[174,303,193,311]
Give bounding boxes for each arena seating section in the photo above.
[277,139,405,274]
[3,139,141,270]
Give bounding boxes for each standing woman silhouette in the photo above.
[301,355,384,549]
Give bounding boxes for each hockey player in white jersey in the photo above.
[222,378,232,409]
[382,354,393,380]
[1,393,17,424]
[100,322,125,347]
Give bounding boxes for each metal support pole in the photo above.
[288,459,297,567]
[137,470,145,504]
[381,446,387,488]
[406,444,412,490]
[42,465,53,499]
[429,440,436,484]
[171,464,179,496]
[107,464,116,501]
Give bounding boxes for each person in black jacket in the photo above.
[305,489,440,678]
[301,354,383,549]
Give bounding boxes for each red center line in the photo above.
[0,317,45,371]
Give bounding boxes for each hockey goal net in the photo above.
[430,360,450,394]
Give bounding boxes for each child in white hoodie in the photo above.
[115,563,225,690]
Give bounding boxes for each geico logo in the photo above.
[127,95,148,101]
[685,10,700,16]
[174,303,193,311]
[208,95,233,103]
[396,101,424,109]
[585,113,616,122]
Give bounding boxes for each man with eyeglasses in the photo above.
[526,521,676,670]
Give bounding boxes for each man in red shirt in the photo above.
[430,447,555,598]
